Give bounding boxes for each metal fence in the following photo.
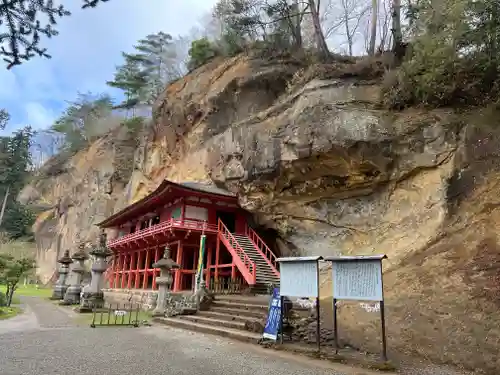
[209,277,244,295]
[90,302,141,328]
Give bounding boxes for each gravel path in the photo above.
[0,297,377,375]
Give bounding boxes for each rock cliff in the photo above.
[21,53,500,373]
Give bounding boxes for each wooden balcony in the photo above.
[108,218,218,249]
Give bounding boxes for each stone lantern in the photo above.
[152,246,179,317]
[79,231,112,312]
[50,250,73,300]
[62,242,88,305]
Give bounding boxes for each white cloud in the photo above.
[24,102,57,130]
[0,0,217,130]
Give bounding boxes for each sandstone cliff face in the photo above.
[20,125,139,280]
[23,53,500,373]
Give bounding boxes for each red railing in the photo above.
[217,219,257,285]
[108,219,218,247]
[245,226,280,277]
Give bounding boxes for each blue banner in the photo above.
[262,288,281,341]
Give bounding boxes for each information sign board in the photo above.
[280,260,319,297]
[332,260,383,301]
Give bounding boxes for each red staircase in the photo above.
[217,220,280,292]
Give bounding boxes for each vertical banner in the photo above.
[194,234,206,292]
[262,288,282,341]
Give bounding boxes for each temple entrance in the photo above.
[216,211,236,233]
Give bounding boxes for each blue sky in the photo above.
[0,0,217,134]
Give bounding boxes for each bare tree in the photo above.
[368,0,378,54]
[309,0,331,56]
[377,0,392,52]
[323,0,370,55]
[391,0,402,52]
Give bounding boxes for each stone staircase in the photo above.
[154,294,270,343]
[232,234,280,293]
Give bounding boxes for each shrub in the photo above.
[187,38,220,71]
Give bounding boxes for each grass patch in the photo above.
[75,309,153,327]
[0,306,22,320]
[0,284,52,300]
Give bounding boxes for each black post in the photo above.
[128,303,132,325]
[316,296,320,352]
[134,304,140,327]
[380,300,388,361]
[315,260,321,353]
[279,295,284,344]
[91,303,96,328]
[379,259,388,362]
[333,298,338,354]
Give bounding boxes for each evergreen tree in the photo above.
[0,125,35,240]
[107,55,149,109]
[108,32,183,105]
[188,38,219,70]
[0,110,9,130]
[0,0,108,69]
[51,93,114,152]
[132,32,182,99]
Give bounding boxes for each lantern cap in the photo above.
[58,250,73,265]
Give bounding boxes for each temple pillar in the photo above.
[135,250,142,289]
[174,241,183,292]
[143,249,151,289]
[121,253,127,288]
[128,250,136,289]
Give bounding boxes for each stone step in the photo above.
[212,300,268,312]
[256,275,279,280]
[256,276,280,282]
[209,306,265,318]
[197,310,252,323]
[214,295,270,305]
[178,315,247,331]
[154,317,262,344]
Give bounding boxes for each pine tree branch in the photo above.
[0,0,107,69]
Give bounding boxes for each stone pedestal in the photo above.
[50,250,73,300]
[152,246,179,317]
[62,242,88,305]
[78,231,112,313]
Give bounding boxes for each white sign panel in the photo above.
[332,260,383,301]
[184,205,208,221]
[280,261,319,297]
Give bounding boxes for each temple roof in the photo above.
[96,180,236,228]
[178,182,234,197]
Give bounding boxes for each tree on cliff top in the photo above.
[50,93,114,152]
[0,0,107,69]
[108,32,186,108]
[0,110,9,130]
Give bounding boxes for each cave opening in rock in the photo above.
[250,225,283,259]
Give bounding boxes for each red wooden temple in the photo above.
[97,181,280,293]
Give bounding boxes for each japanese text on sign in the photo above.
[280,261,319,297]
[263,288,281,341]
[332,260,383,301]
